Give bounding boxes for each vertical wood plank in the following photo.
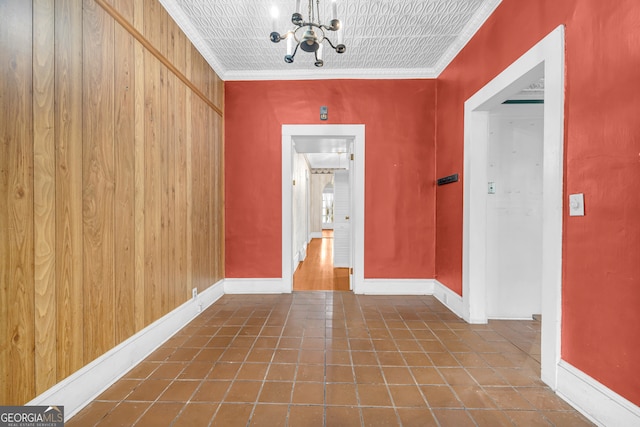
[190,95,200,291]
[166,19,178,310]
[82,0,115,363]
[0,2,8,397]
[114,23,135,344]
[143,0,166,323]
[113,0,137,335]
[163,73,175,313]
[55,0,84,381]
[214,112,225,280]
[33,0,57,395]
[185,42,193,298]
[213,72,224,112]
[193,96,207,291]
[157,8,170,318]
[205,108,218,280]
[173,26,188,303]
[143,50,163,324]
[133,1,145,333]
[0,0,35,405]
[110,0,133,23]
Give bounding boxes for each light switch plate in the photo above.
[569,193,584,216]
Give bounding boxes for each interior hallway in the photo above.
[293,230,350,291]
[67,292,592,426]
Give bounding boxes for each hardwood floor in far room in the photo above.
[293,230,350,291]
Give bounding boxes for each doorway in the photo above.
[281,125,365,293]
[462,26,565,389]
[293,144,351,291]
[486,102,544,319]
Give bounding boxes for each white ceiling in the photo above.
[293,136,351,169]
[160,0,502,81]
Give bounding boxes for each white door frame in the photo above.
[462,26,565,389]
[282,124,365,293]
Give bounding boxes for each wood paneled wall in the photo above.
[0,0,224,405]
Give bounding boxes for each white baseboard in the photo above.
[556,361,640,427]
[299,243,307,262]
[27,280,224,421]
[355,279,435,295]
[433,280,464,319]
[224,278,291,294]
[310,232,322,239]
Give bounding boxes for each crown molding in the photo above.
[224,67,438,81]
[158,0,228,79]
[434,0,503,75]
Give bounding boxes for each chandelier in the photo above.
[269,0,346,67]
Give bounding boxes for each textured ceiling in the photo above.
[160,0,502,81]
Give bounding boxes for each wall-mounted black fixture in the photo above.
[437,174,459,186]
[502,99,544,104]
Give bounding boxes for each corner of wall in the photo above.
[434,280,464,319]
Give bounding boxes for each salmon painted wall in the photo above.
[435,0,640,406]
[225,79,436,279]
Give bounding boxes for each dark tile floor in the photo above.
[68,292,593,426]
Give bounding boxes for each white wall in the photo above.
[310,173,333,234]
[486,103,544,319]
[292,152,310,265]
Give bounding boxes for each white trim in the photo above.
[462,25,565,389]
[433,0,503,76]
[158,0,226,78]
[355,279,435,295]
[224,278,290,294]
[310,232,323,239]
[300,242,307,261]
[282,125,365,293]
[433,280,464,319]
[27,280,224,421]
[557,361,640,427]
[225,68,437,81]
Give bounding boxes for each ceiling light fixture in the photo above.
[270,0,346,67]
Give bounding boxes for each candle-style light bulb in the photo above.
[331,0,338,20]
[270,6,279,32]
[286,33,294,56]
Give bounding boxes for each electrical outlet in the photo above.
[192,288,198,299]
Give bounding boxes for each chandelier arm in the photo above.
[323,37,338,50]
[319,23,338,32]
[300,21,322,29]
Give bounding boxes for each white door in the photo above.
[486,105,543,319]
[333,170,351,268]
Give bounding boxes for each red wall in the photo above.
[435,0,640,406]
[225,79,437,280]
